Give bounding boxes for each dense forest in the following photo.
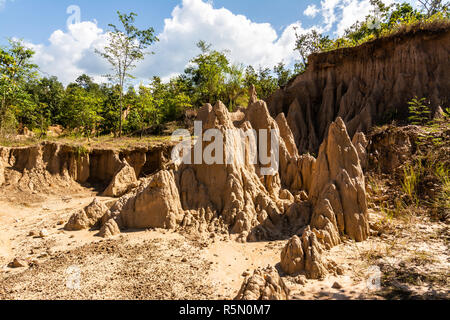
[0,0,448,139]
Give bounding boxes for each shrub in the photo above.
[408,97,431,125]
[0,108,18,137]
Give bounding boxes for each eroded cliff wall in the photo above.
[268,27,450,154]
[0,142,174,195]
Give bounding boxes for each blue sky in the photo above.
[0,0,415,85]
[0,0,319,44]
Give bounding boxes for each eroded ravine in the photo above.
[1,27,449,300]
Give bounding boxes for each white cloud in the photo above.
[24,21,109,84]
[136,0,304,80]
[0,0,13,10]
[336,0,373,35]
[315,0,405,35]
[23,0,305,85]
[320,0,342,31]
[304,5,320,18]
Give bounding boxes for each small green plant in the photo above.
[435,163,449,182]
[408,97,432,125]
[401,162,422,206]
[367,177,382,194]
[380,197,407,221]
[74,145,89,159]
[444,107,450,116]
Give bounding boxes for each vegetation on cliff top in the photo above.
[294,0,449,70]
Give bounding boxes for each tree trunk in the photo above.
[39,114,44,140]
[119,87,123,138]
[0,94,5,136]
[1,93,5,114]
[1,91,6,123]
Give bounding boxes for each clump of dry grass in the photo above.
[386,15,450,37]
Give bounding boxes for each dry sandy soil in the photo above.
[0,184,448,300]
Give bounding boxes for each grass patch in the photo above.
[401,163,421,206]
[407,250,437,266]
[0,134,174,150]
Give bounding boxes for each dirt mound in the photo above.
[235,266,290,300]
[111,170,184,230]
[367,125,418,174]
[280,227,327,279]
[177,99,292,240]
[65,198,109,231]
[99,219,121,238]
[81,98,303,240]
[103,160,138,197]
[0,143,88,194]
[268,27,450,154]
[310,118,369,248]
[352,132,369,171]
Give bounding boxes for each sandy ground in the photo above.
[0,188,448,300]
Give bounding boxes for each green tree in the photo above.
[418,0,449,17]
[62,87,103,139]
[185,41,230,107]
[244,66,278,101]
[294,29,333,67]
[73,74,101,93]
[224,63,245,110]
[122,86,139,133]
[167,76,193,119]
[274,62,292,88]
[96,11,159,137]
[344,1,423,45]
[98,84,121,135]
[15,90,38,130]
[135,84,161,136]
[148,76,168,120]
[0,39,37,135]
[24,76,65,126]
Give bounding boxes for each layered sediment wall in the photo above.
[0,142,174,195]
[268,27,450,154]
